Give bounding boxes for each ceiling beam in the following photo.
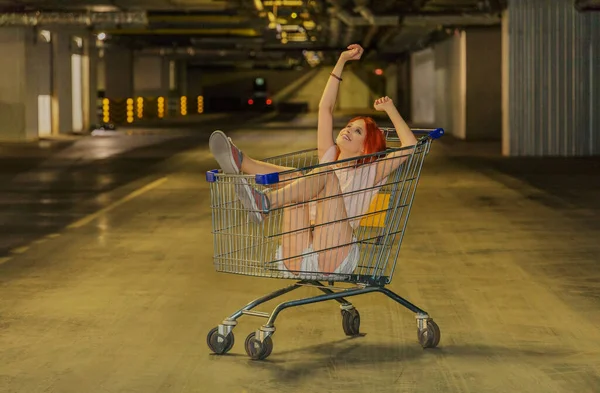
[104,28,261,36]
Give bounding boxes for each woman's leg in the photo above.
[279,205,312,272]
[242,155,300,185]
[209,130,300,185]
[239,166,334,223]
[267,169,353,273]
[312,173,354,274]
[267,166,333,209]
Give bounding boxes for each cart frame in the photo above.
[205,128,444,360]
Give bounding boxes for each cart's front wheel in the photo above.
[244,332,273,360]
[417,319,441,348]
[341,308,361,336]
[207,327,235,355]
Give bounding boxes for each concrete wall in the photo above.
[397,59,411,121]
[187,65,382,112]
[385,63,398,106]
[105,47,133,99]
[97,52,105,92]
[433,34,464,137]
[188,68,310,97]
[187,68,313,111]
[52,31,73,135]
[85,38,98,129]
[286,68,329,111]
[134,56,171,97]
[410,48,436,127]
[425,27,501,140]
[177,60,187,97]
[25,29,52,139]
[186,66,377,113]
[0,28,27,141]
[336,68,377,111]
[0,27,97,140]
[285,67,377,112]
[466,27,502,140]
[503,0,600,156]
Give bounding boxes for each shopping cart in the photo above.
[205,127,444,360]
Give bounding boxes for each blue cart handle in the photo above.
[412,128,445,139]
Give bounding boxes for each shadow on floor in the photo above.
[244,338,576,383]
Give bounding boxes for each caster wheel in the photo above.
[244,332,273,360]
[417,319,441,349]
[206,327,235,354]
[341,308,361,336]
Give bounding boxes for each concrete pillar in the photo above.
[0,27,96,140]
[0,27,28,141]
[433,34,463,137]
[503,0,600,156]
[410,48,436,127]
[84,38,99,130]
[104,46,133,100]
[177,60,187,97]
[25,29,52,139]
[51,31,73,134]
[430,27,501,140]
[464,27,501,140]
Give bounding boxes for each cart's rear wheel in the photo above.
[417,319,440,348]
[206,327,235,354]
[244,332,273,360]
[341,308,361,336]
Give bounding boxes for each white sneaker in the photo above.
[235,181,270,224]
[209,130,243,174]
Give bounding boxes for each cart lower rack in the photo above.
[205,127,444,360]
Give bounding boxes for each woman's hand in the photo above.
[374,96,395,111]
[340,44,364,62]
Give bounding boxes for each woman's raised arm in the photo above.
[317,44,364,159]
[373,96,417,184]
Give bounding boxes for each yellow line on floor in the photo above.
[11,246,29,254]
[67,177,169,229]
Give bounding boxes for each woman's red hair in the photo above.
[337,116,387,165]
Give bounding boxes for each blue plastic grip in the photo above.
[255,172,280,185]
[428,128,444,139]
[205,170,280,184]
[205,169,219,182]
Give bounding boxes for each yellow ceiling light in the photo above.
[263,0,303,6]
[148,15,246,23]
[287,32,307,41]
[104,28,260,36]
[303,20,316,30]
[253,0,264,11]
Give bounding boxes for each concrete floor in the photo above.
[1,114,599,393]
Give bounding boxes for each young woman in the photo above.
[209,44,417,277]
